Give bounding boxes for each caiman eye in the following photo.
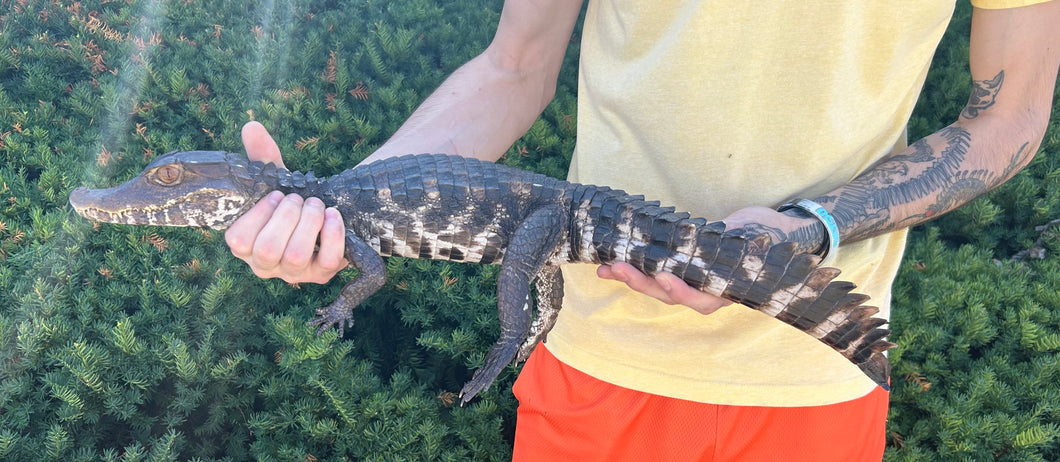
[155,165,183,185]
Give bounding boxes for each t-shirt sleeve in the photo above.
[970,0,1052,9]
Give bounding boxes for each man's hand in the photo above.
[224,121,348,284]
[597,206,825,315]
[597,263,732,315]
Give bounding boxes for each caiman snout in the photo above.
[69,186,126,224]
[69,186,101,212]
[68,187,90,208]
[68,150,260,230]
[70,184,176,226]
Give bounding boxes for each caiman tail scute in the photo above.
[710,236,896,389]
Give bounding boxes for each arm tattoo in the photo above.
[819,126,977,241]
[1001,142,1033,181]
[961,70,1004,120]
[920,170,990,220]
[816,68,1034,244]
[733,216,825,255]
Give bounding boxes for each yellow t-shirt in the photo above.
[545,0,1040,407]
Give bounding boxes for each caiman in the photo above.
[69,150,894,404]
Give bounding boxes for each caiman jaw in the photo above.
[70,186,251,229]
[69,150,260,230]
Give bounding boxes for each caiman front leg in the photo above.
[459,205,565,405]
[308,231,386,336]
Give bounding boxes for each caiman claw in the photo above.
[308,303,356,337]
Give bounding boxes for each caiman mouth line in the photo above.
[71,180,252,230]
[72,206,136,223]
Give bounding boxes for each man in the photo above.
[226,1,1060,459]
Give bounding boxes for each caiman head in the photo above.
[69,150,270,230]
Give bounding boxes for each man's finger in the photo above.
[282,197,327,270]
[225,190,284,258]
[316,207,348,273]
[251,194,304,269]
[654,272,731,315]
[598,262,671,302]
[599,263,732,315]
[242,121,284,168]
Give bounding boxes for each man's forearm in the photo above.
[363,0,583,165]
[813,2,1060,247]
[363,52,557,164]
[728,96,1041,257]
[738,3,1060,259]
[816,108,1039,244]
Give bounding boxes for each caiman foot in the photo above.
[308,301,355,337]
[459,339,519,406]
[305,232,385,338]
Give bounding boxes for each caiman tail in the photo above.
[563,185,893,389]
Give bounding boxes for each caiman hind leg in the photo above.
[459,205,565,405]
[516,264,563,363]
[308,231,386,336]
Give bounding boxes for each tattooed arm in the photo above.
[719,3,1060,254]
[797,3,1060,246]
[603,2,1060,313]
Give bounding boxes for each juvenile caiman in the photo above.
[69,150,894,404]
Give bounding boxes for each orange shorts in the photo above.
[512,345,888,462]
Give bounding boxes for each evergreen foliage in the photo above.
[0,0,1056,459]
[886,4,1060,460]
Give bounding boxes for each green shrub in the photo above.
[886,3,1060,460]
[0,1,537,459]
[0,0,1056,460]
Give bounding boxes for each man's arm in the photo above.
[607,1,1060,312]
[810,2,1060,245]
[364,0,585,163]
[225,0,585,284]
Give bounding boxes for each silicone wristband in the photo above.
[777,199,840,265]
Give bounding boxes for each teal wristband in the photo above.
[778,199,840,265]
